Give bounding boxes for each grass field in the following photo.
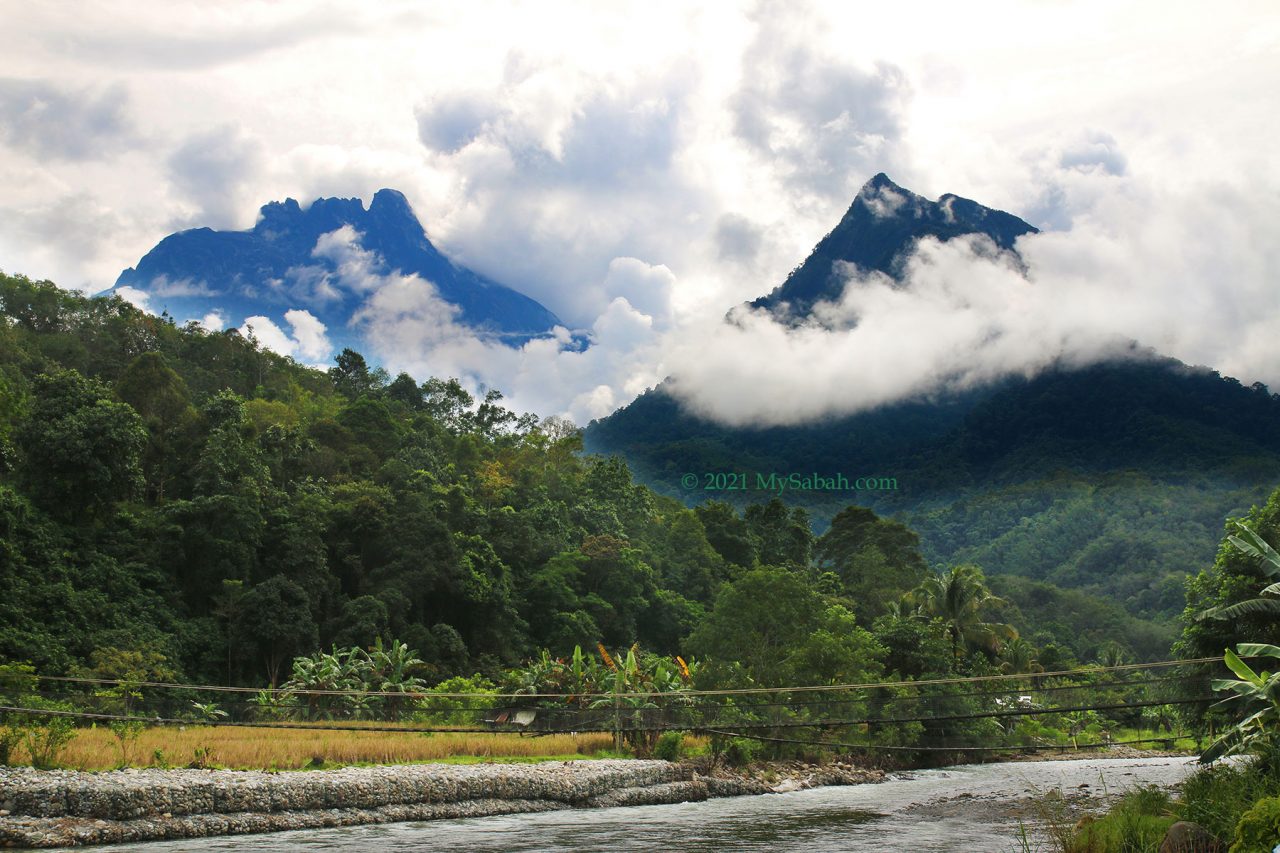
[24,725,618,771]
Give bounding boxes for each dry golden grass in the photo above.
[22,726,617,771]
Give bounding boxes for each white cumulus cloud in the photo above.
[240,309,332,363]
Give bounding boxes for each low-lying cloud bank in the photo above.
[234,175,1280,430]
[664,181,1280,426]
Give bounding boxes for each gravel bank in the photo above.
[0,760,882,848]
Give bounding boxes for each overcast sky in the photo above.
[2,1,1278,424]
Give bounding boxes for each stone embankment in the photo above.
[0,760,883,848]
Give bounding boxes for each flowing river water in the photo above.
[94,756,1199,852]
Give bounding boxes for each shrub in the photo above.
[1068,786,1174,853]
[20,698,77,769]
[654,731,684,762]
[1180,748,1280,841]
[1231,796,1280,853]
[725,737,759,767]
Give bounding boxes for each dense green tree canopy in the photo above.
[0,270,1241,702]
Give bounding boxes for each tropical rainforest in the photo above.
[0,268,1275,740]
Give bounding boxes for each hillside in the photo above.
[0,269,1184,690]
[585,176,1280,619]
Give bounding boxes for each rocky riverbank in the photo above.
[0,759,883,848]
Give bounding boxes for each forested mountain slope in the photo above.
[0,270,1187,689]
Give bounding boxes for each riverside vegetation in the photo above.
[3,269,1280,848]
[1014,516,1280,852]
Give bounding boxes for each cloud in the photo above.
[0,191,132,292]
[602,258,675,328]
[284,308,332,361]
[412,59,708,326]
[3,1,1278,430]
[16,4,362,72]
[714,214,765,264]
[348,252,668,425]
[663,175,1280,426]
[1060,131,1127,176]
[199,311,226,331]
[0,78,134,160]
[147,276,217,298]
[310,225,385,291]
[730,3,911,206]
[167,125,265,228]
[240,309,331,362]
[416,90,502,154]
[113,285,152,313]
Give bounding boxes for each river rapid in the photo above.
[85,756,1198,853]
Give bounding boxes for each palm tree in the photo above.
[911,564,1016,662]
[1000,637,1044,675]
[1199,522,1280,620]
[884,598,925,622]
[1096,641,1130,669]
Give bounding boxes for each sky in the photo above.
[2,1,1278,426]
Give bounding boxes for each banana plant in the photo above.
[1200,643,1280,763]
[1199,523,1280,620]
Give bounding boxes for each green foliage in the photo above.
[1201,522,1280,621]
[587,360,1280,625]
[1178,748,1280,842]
[1231,795,1280,853]
[16,696,77,769]
[907,564,1016,665]
[17,369,146,518]
[108,719,146,768]
[416,674,496,726]
[724,737,759,767]
[1068,786,1175,853]
[654,730,685,762]
[989,575,1174,664]
[1177,491,1280,727]
[236,576,318,687]
[1200,643,1280,763]
[815,506,929,624]
[688,566,884,688]
[0,662,36,765]
[0,267,1255,768]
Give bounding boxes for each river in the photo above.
[95,756,1199,852]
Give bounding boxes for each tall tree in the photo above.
[744,498,814,569]
[234,575,318,687]
[115,352,196,501]
[910,564,1015,663]
[815,506,930,623]
[17,370,146,518]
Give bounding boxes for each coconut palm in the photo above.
[911,564,1016,662]
[999,637,1044,675]
[1199,522,1280,621]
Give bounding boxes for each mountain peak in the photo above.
[750,174,1037,316]
[864,171,899,190]
[370,187,411,212]
[111,188,563,353]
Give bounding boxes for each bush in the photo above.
[1068,786,1174,853]
[1180,748,1280,841]
[654,731,685,762]
[1232,796,1280,853]
[19,698,77,769]
[415,674,496,726]
[725,737,759,767]
[0,662,36,766]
